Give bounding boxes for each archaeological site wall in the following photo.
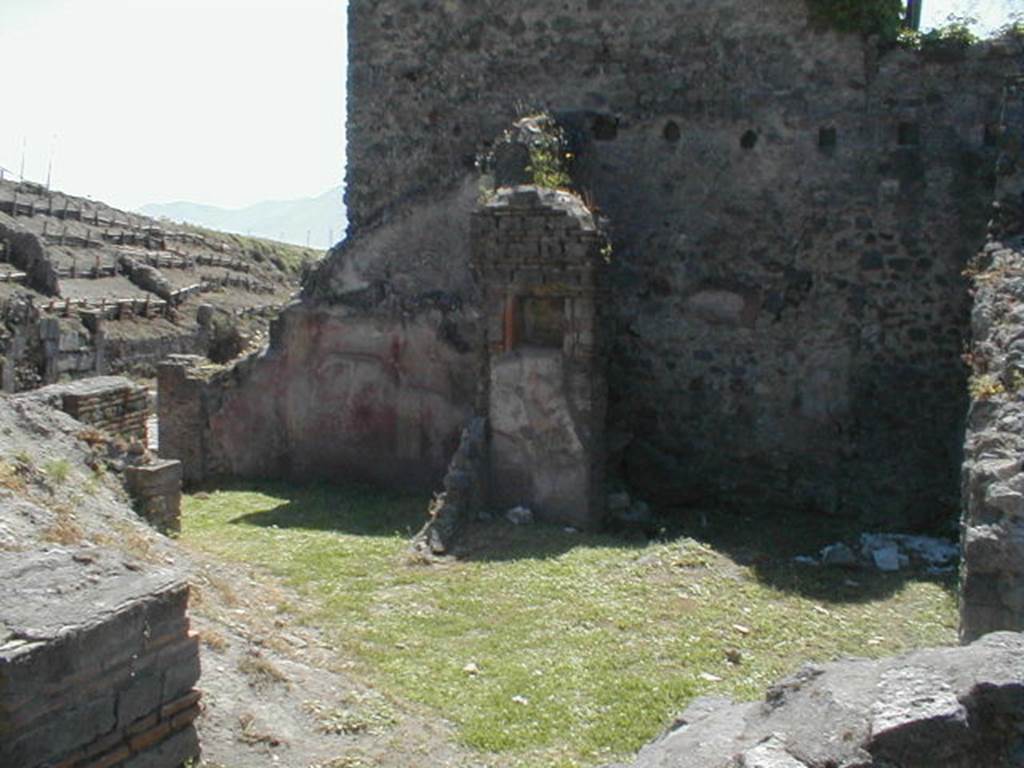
[960,74,1024,641]
[333,0,1022,525]
[167,0,1023,529]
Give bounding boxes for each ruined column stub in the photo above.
[960,75,1024,643]
[472,186,608,529]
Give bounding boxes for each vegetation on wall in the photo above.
[898,14,980,49]
[524,115,574,191]
[806,0,905,41]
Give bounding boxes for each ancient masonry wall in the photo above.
[28,375,149,441]
[0,550,201,768]
[158,298,477,490]
[960,74,1024,642]
[1,304,207,394]
[331,0,1022,526]
[474,187,608,528]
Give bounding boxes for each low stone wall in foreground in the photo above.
[0,548,201,768]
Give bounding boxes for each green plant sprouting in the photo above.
[899,13,980,50]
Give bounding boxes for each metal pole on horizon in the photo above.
[45,134,58,191]
[19,138,27,181]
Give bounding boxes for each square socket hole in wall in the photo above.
[984,123,1000,148]
[818,126,837,154]
[898,122,920,147]
[592,114,619,141]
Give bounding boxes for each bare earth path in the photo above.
[186,551,493,768]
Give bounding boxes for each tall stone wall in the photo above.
[327,0,1022,525]
[960,74,1024,642]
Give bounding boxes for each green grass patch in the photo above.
[182,481,957,768]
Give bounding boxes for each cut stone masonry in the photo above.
[0,548,201,768]
[474,186,608,529]
[28,375,149,441]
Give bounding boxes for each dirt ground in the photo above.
[185,550,495,768]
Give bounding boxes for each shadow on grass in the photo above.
[657,504,958,605]
[199,478,957,603]
[208,478,648,562]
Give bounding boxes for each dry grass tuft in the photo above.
[200,629,229,652]
[238,651,288,687]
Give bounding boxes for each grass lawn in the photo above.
[181,481,958,768]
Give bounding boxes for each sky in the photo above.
[0,0,1015,213]
[921,0,1019,33]
[0,0,346,212]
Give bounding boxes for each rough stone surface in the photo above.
[417,416,488,554]
[325,1,1024,526]
[960,74,1024,642]
[0,548,200,768]
[609,632,1024,768]
[475,186,608,529]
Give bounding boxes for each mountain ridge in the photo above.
[140,186,346,250]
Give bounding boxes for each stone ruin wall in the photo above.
[158,304,477,491]
[960,74,1024,642]
[164,1,1023,532]
[330,0,1021,527]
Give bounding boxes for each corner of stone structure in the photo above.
[125,459,185,534]
[959,72,1024,644]
[156,354,221,486]
[414,114,611,553]
[474,180,610,532]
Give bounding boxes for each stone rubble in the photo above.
[802,533,959,572]
[608,632,1024,768]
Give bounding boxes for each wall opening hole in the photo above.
[740,130,759,150]
[898,122,920,146]
[589,115,618,143]
[663,121,681,143]
[983,123,1000,148]
[818,126,837,153]
[592,114,619,141]
[520,296,565,348]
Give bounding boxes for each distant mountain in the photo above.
[140,187,346,250]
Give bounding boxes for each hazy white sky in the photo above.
[0,1,1015,212]
[0,0,346,211]
[922,0,1018,33]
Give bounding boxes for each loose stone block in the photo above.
[124,460,183,533]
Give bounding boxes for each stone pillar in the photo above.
[472,186,608,530]
[81,309,106,375]
[125,460,184,533]
[157,356,209,485]
[40,316,60,385]
[960,75,1024,643]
